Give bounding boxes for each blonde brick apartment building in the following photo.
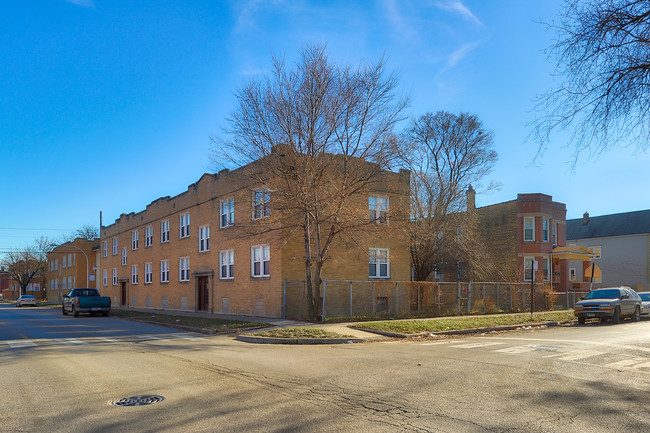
[46,238,100,304]
[100,153,411,318]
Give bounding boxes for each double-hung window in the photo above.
[369,248,390,278]
[102,270,108,287]
[102,241,108,257]
[180,213,190,238]
[523,217,535,242]
[62,255,67,268]
[221,198,234,228]
[179,257,190,282]
[145,226,153,247]
[252,188,270,220]
[161,220,170,243]
[542,219,549,242]
[524,257,535,281]
[131,264,138,285]
[132,230,139,250]
[251,245,270,277]
[144,263,153,284]
[112,238,118,255]
[369,196,389,223]
[112,268,118,286]
[121,247,127,266]
[160,260,169,283]
[220,250,234,279]
[199,225,210,252]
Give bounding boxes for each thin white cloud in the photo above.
[382,0,420,45]
[64,0,94,7]
[441,39,484,73]
[435,1,483,27]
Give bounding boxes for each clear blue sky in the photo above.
[1,0,646,253]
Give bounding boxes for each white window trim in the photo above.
[588,246,602,259]
[132,231,139,250]
[199,225,210,252]
[369,248,390,279]
[131,264,139,285]
[523,217,535,242]
[180,213,190,239]
[144,262,153,284]
[145,226,153,248]
[112,237,118,255]
[369,195,389,224]
[569,267,576,281]
[160,260,169,283]
[542,219,549,242]
[251,244,270,278]
[179,256,190,282]
[220,250,234,279]
[161,220,170,244]
[523,257,535,282]
[102,270,108,287]
[252,188,270,220]
[221,198,235,228]
[112,268,118,286]
[102,241,108,257]
[121,247,127,266]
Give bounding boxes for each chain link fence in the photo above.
[284,279,580,321]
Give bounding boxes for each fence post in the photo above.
[510,284,514,311]
[467,282,472,314]
[496,284,500,311]
[417,283,421,315]
[349,281,353,318]
[483,283,486,312]
[395,282,399,314]
[372,282,376,316]
[457,281,461,315]
[283,280,287,319]
[321,279,327,323]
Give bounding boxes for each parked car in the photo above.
[637,292,650,316]
[16,295,37,307]
[574,286,642,324]
[62,288,111,317]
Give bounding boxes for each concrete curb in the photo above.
[351,321,563,338]
[236,334,365,345]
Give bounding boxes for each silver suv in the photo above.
[574,286,642,324]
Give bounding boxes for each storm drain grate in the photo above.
[112,395,165,407]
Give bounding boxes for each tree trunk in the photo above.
[303,214,317,321]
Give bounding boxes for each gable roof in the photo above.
[567,209,650,240]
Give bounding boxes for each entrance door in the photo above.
[120,282,127,306]
[197,276,209,311]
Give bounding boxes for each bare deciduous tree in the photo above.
[401,111,498,282]
[1,236,50,296]
[532,0,650,162]
[211,44,408,321]
[73,224,99,241]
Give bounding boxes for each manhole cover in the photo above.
[112,395,165,407]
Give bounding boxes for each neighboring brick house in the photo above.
[99,154,411,318]
[0,266,10,299]
[46,239,100,304]
[566,210,650,290]
[469,189,571,290]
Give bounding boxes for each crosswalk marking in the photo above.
[6,340,37,348]
[1,333,207,350]
[552,350,602,361]
[604,359,644,369]
[56,338,86,345]
[453,342,505,349]
[494,345,536,354]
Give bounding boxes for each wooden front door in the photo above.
[120,282,127,306]
[197,276,209,311]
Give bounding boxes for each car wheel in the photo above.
[16,303,20,307]
[62,306,68,316]
[578,316,586,325]
[73,306,79,317]
[632,306,641,322]
[612,306,621,324]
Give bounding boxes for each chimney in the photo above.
[582,211,589,225]
[466,184,476,211]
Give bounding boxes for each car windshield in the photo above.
[639,293,650,301]
[584,289,621,300]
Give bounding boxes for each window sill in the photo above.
[251,276,270,280]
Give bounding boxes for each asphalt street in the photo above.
[1,304,649,432]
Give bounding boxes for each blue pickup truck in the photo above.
[62,288,111,317]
